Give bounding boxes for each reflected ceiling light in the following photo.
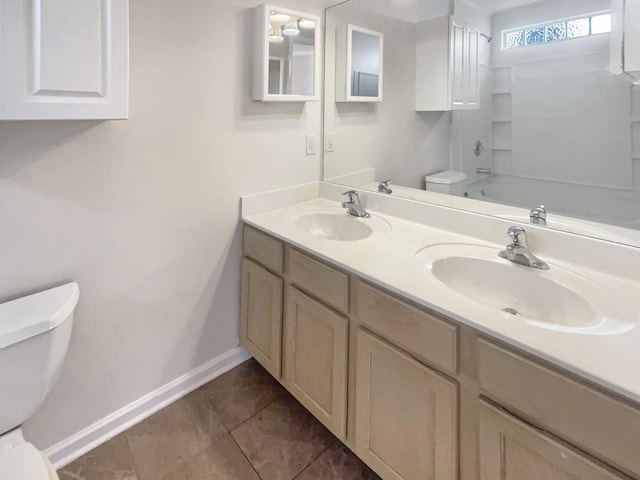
[282,20,300,36]
[269,12,290,26]
[268,26,284,43]
[298,18,315,30]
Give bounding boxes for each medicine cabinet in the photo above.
[335,24,384,102]
[252,3,321,102]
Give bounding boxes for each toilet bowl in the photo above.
[0,282,79,479]
[424,170,468,196]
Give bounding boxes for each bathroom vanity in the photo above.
[239,189,640,480]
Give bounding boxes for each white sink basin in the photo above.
[290,206,391,241]
[415,243,638,335]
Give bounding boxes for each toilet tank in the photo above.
[0,283,79,435]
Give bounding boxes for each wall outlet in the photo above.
[325,133,335,152]
[306,134,317,156]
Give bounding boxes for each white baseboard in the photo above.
[44,347,251,469]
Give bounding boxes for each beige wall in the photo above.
[0,0,323,449]
[323,2,452,190]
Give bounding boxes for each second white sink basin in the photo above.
[415,243,638,335]
[290,206,391,241]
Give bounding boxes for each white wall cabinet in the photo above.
[416,16,479,111]
[0,0,129,120]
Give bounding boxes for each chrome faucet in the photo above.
[378,180,393,194]
[342,191,371,218]
[530,205,547,226]
[498,226,549,270]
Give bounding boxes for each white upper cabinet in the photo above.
[416,16,479,111]
[611,0,640,81]
[252,4,321,102]
[335,24,384,102]
[0,0,129,120]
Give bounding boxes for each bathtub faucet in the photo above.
[530,205,547,226]
[499,226,549,270]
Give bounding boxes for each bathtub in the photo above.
[464,175,640,230]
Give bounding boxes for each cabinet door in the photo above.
[465,27,480,108]
[450,21,466,108]
[479,401,631,480]
[0,0,128,119]
[283,287,348,439]
[354,328,458,480]
[240,258,283,378]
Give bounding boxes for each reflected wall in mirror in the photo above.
[336,25,384,101]
[253,4,320,101]
[323,0,640,247]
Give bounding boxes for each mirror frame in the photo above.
[252,3,322,102]
[335,24,384,102]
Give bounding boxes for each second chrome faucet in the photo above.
[499,226,549,270]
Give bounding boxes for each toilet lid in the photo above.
[0,442,53,480]
[424,170,467,184]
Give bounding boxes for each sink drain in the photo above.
[502,307,522,317]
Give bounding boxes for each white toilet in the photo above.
[424,170,468,196]
[0,283,79,480]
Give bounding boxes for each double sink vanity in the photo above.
[239,182,640,480]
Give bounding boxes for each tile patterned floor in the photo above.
[58,359,380,480]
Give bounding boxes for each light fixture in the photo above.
[298,18,315,30]
[269,12,290,26]
[282,20,300,36]
[268,26,284,43]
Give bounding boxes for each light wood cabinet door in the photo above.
[240,258,283,378]
[354,328,458,480]
[479,401,631,480]
[283,287,348,439]
[0,0,129,119]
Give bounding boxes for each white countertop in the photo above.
[243,195,640,405]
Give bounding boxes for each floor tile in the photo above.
[231,393,335,480]
[160,435,260,480]
[202,358,285,431]
[58,433,137,480]
[295,442,381,480]
[125,394,225,480]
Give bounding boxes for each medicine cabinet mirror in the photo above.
[253,4,321,102]
[336,25,384,102]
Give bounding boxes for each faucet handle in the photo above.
[342,190,359,203]
[507,226,527,246]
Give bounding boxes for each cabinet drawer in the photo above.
[288,248,349,313]
[478,339,640,477]
[356,281,457,374]
[243,226,284,274]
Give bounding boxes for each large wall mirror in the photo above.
[323,0,640,247]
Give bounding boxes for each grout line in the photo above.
[292,445,332,480]
[229,433,264,480]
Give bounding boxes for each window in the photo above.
[502,12,612,50]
